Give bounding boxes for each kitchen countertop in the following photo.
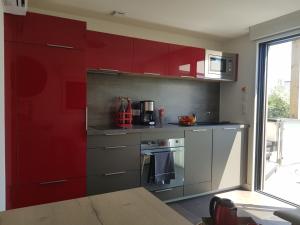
[88,123,248,135]
[0,187,193,225]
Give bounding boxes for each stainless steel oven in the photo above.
[205,49,238,80]
[140,138,184,193]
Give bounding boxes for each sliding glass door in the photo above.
[257,36,300,206]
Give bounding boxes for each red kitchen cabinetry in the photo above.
[168,44,205,78]
[86,31,133,72]
[133,39,169,76]
[4,12,86,49]
[5,41,86,208]
[11,178,86,208]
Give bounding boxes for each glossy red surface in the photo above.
[169,44,205,77]
[4,43,18,197]
[4,12,86,49]
[133,39,169,76]
[11,178,86,208]
[86,31,133,72]
[4,13,19,42]
[5,42,86,208]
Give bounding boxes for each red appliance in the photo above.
[209,197,238,225]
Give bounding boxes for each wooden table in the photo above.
[0,188,193,225]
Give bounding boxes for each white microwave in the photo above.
[205,50,238,81]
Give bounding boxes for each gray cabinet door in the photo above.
[152,186,184,201]
[212,127,246,190]
[184,128,212,195]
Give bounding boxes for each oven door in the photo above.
[141,147,184,192]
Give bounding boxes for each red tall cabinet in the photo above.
[5,13,87,209]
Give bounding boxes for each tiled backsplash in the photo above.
[87,72,220,127]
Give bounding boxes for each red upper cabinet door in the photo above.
[4,13,20,42]
[9,43,86,185]
[6,12,86,49]
[168,44,205,78]
[133,39,169,76]
[86,31,133,72]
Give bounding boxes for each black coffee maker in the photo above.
[140,100,155,125]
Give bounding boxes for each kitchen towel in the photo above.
[148,150,175,184]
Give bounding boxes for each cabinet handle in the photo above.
[154,188,173,193]
[86,107,88,131]
[40,179,67,185]
[104,132,127,136]
[143,72,161,76]
[104,145,127,150]
[104,171,126,176]
[180,75,195,79]
[192,129,207,132]
[223,127,237,130]
[99,68,120,73]
[47,43,74,49]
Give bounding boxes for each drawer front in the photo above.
[152,186,184,201]
[87,171,140,195]
[184,181,211,196]
[88,133,140,148]
[11,177,86,209]
[141,131,184,141]
[87,146,140,175]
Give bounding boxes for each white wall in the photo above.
[220,35,257,190]
[0,1,6,211]
[220,10,300,190]
[250,10,300,41]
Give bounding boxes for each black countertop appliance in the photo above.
[140,100,155,126]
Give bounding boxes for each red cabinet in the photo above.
[5,42,86,208]
[4,13,20,42]
[133,39,169,76]
[4,12,86,49]
[86,31,133,72]
[11,178,86,208]
[168,44,205,78]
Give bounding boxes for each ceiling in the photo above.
[29,0,300,39]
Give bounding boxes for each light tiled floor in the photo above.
[169,190,296,225]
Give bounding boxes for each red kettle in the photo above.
[209,196,238,225]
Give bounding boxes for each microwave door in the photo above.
[209,55,227,76]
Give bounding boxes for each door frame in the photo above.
[255,33,300,206]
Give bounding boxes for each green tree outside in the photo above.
[268,84,290,119]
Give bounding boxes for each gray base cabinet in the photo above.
[87,133,141,195]
[184,182,211,196]
[184,128,212,196]
[212,127,247,190]
[152,186,184,201]
[87,171,140,195]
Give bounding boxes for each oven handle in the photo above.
[141,149,184,156]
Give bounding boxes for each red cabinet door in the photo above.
[4,12,86,49]
[5,43,18,190]
[168,44,205,78]
[4,13,20,42]
[6,43,86,185]
[133,39,169,76]
[86,31,133,72]
[11,178,86,208]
